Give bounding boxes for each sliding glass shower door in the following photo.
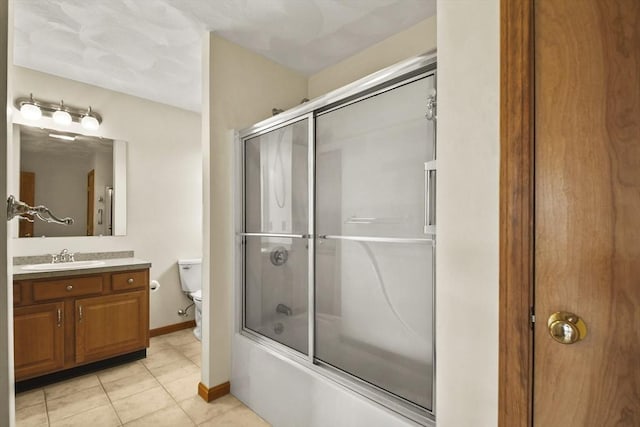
[240,57,436,420]
[243,117,311,354]
[315,75,435,410]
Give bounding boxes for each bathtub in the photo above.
[244,311,433,423]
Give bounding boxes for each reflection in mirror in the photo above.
[16,125,126,238]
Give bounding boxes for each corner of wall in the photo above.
[202,31,308,389]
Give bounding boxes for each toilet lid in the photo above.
[191,290,202,302]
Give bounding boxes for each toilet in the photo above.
[178,258,203,340]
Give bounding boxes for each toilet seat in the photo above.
[191,290,202,302]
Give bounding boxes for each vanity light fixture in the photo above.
[52,100,72,126]
[81,106,100,131]
[19,94,42,121]
[15,95,102,130]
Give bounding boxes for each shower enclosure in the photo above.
[237,53,436,424]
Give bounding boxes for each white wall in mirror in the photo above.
[10,124,127,238]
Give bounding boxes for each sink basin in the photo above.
[22,260,106,271]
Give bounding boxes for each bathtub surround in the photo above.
[9,66,202,331]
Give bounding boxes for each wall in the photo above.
[308,16,436,98]
[21,151,89,237]
[202,33,308,388]
[10,66,202,330]
[436,1,500,426]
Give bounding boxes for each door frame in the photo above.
[499,0,534,426]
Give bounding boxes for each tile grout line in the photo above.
[45,378,114,426]
[141,342,200,426]
[96,371,125,426]
[43,388,51,427]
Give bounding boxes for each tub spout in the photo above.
[276,303,292,316]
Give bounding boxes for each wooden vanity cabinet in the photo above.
[76,290,147,364]
[14,302,65,379]
[13,268,149,381]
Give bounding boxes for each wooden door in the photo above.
[533,0,640,425]
[19,171,34,237]
[75,291,148,364]
[86,169,94,236]
[14,302,65,380]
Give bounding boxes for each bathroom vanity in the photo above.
[12,258,150,381]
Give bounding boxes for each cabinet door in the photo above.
[75,291,148,364]
[14,302,65,380]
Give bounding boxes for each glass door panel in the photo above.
[243,118,310,354]
[315,77,435,239]
[245,119,309,234]
[315,75,435,410]
[245,235,308,354]
[315,238,433,408]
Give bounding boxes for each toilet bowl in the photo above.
[178,258,202,340]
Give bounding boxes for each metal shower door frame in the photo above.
[234,52,437,426]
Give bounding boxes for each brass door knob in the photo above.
[547,311,587,344]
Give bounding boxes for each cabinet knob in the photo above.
[127,278,134,284]
[66,285,73,291]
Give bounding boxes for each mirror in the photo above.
[14,124,127,238]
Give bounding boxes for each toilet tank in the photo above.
[178,258,202,293]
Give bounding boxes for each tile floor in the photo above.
[15,328,270,427]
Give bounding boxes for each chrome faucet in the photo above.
[276,303,292,316]
[51,249,75,263]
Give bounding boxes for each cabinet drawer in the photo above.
[13,284,21,305]
[33,276,103,302]
[112,270,147,291]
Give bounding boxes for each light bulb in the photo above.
[81,106,100,130]
[20,103,41,120]
[53,109,72,125]
[81,114,99,130]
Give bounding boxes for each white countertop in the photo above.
[13,257,152,280]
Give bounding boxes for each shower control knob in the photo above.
[127,278,134,284]
[66,285,73,291]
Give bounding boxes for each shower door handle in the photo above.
[424,161,437,235]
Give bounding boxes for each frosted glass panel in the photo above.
[245,236,308,354]
[315,239,433,408]
[315,77,434,238]
[245,120,308,234]
[315,75,435,410]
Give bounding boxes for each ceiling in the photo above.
[13,0,436,112]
